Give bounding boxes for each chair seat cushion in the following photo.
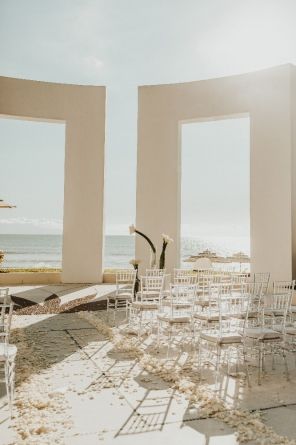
[158,314,190,324]
[194,312,224,321]
[141,291,161,296]
[234,311,257,319]
[131,301,159,310]
[200,332,242,344]
[115,292,133,299]
[0,343,17,359]
[164,300,192,308]
[264,309,286,317]
[195,300,210,307]
[243,327,281,340]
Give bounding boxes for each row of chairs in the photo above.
[107,269,296,384]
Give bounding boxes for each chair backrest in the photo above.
[167,283,197,317]
[173,268,194,279]
[140,275,165,295]
[273,280,295,295]
[145,268,166,277]
[0,288,9,305]
[174,268,194,275]
[254,272,270,294]
[270,280,295,310]
[173,274,197,285]
[218,282,263,335]
[215,284,236,334]
[0,302,14,344]
[116,269,136,285]
[197,275,213,299]
[171,282,197,300]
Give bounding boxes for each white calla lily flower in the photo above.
[129,224,136,234]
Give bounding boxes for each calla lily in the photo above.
[159,234,173,269]
[129,224,136,234]
[162,234,174,243]
[129,259,141,266]
[129,225,157,268]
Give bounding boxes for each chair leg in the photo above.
[5,359,15,416]
[243,347,251,387]
[282,349,290,381]
[258,342,263,385]
[106,298,110,321]
[138,311,142,338]
[157,320,161,350]
[215,345,221,390]
[113,300,117,326]
[198,340,202,370]
[271,344,276,370]
[167,326,172,358]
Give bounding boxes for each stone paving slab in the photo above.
[1,309,296,444]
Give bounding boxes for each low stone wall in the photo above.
[0,272,62,285]
[0,271,116,285]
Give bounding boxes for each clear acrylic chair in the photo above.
[193,281,221,334]
[129,275,165,337]
[243,286,290,384]
[157,283,196,356]
[254,272,270,295]
[264,280,295,326]
[107,269,136,325]
[146,268,166,276]
[0,302,17,414]
[198,283,246,386]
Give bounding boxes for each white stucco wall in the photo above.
[137,65,294,280]
[0,76,105,283]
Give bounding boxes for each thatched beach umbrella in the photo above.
[227,251,250,271]
[184,249,228,263]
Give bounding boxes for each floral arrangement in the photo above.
[129,225,173,269]
[159,234,174,269]
[129,224,157,268]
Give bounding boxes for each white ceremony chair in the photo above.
[129,275,165,337]
[243,288,291,385]
[157,283,196,356]
[264,280,295,325]
[198,283,246,386]
[0,302,17,414]
[107,269,137,324]
[254,272,270,295]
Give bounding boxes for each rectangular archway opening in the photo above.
[0,116,65,273]
[181,116,250,271]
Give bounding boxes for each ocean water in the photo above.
[0,234,250,270]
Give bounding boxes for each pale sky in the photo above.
[0,0,296,236]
